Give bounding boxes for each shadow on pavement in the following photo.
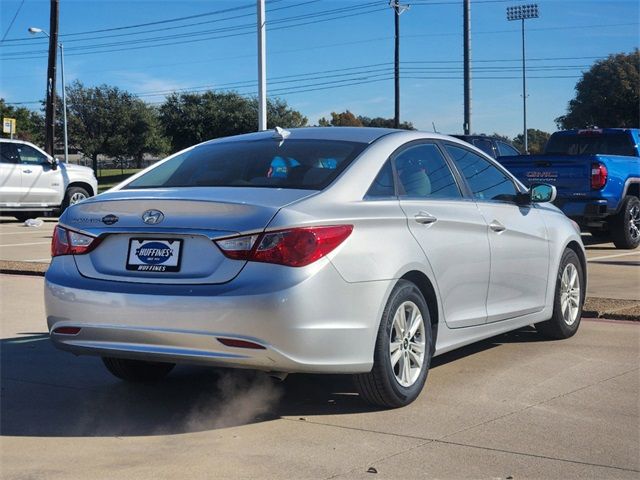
[1,326,546,438]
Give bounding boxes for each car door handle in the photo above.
[489,220,506,233]
[414,211,438,225]
[22,169,32,174]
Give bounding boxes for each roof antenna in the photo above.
[432,122,439,133]
[273,126,291,145]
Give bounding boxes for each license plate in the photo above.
[126,238,182,272]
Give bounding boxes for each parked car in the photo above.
[499,128,640,249]
[45,127,585,408]
[452,134,520,159]
[0,139,98,221]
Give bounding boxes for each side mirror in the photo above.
[50,158,59,170]
[530,183,557,203]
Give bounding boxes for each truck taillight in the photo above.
[215,225,353,267]
[591,162,608,190]
[51,226,100,257]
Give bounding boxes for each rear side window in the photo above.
[395,144,461,199]
[472,138,495,157]
[125,139,367,191]
[496,141,519,156]
[545,133,636,157]
[445,144,518,202]
[367,160,395,197]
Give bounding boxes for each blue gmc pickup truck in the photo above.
[500,128,640,249]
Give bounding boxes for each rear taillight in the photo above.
[51,225,100,257]
[591,162,608,190]
[215,225,353,267]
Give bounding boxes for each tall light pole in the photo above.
[507,4,539,154]
[390,1,409,129]
[257,0,267,131]
[463,0,471,135]
[29,26,68,163]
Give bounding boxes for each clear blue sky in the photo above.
[1,0,638,138]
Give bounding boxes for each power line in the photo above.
[0,0,320,47]
[0,2,387,59]
[0,0,26,42]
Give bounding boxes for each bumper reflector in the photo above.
[217,338,266,350]
[52,326,82,335]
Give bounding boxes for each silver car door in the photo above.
[16,144,62,206]
[394,142,491,328]
[0,143,23,205]
[443,143,549,323]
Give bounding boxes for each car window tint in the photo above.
[125,139,367,191]
[17,145,47,165]
[395,144,461,199]
[0,143,19,164]
[366,160,395,197]
[471,138,495,157]
[496,141,519,156]
[445,144,518,202]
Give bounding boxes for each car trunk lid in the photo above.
[61,187,315,284]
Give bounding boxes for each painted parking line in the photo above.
[0,231,53,236]
[0,241,52,247]
[4,335,49,344]
[587,251,640,262]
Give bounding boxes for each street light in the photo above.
[506,3,539,154]
[29,26,68,163]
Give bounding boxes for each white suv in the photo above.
[0,139,98,221]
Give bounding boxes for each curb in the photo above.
[1,261,638,321]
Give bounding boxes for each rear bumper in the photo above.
[555,198,610,223]
[45,256,391,374]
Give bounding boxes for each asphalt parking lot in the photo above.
[0,273,638,479]
[1,216,638,301]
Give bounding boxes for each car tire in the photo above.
[610,196,640,249]
[102,357,175,382]
[61,186,91,213]
[536,249,584,340]
[588,228,610,239]
[354,280,433,408]
[14,213,34,222]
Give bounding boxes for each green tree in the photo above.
[0,99,44,144]
[512,129,551,154]
[555,50,639,129]
[358,115,414,130]
[159,91,307,152]
[318,110,414,129]
[126,102,169,168]
[65,82,134,172]
[318,110,363,127]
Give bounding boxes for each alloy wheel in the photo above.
[70,192,87,205]
[389,301,426,387]
[628,203,640,242]
[560,263,580,326]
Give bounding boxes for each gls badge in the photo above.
[142,209,164,225]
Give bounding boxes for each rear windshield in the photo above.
[125,139,368,190]
[545,133,636,157]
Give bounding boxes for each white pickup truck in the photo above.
[0,139,98,222]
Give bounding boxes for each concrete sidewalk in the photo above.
[1,274,639,479]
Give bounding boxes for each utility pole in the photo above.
[393,3,400,129]
[463,0,471,135]
[507,4,539,154]
[44,0,59,156]
[390,1,408,129]
[257,0,267,131]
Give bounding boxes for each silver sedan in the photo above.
[45,127,586,407]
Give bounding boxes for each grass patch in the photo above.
[97,168,142,193]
